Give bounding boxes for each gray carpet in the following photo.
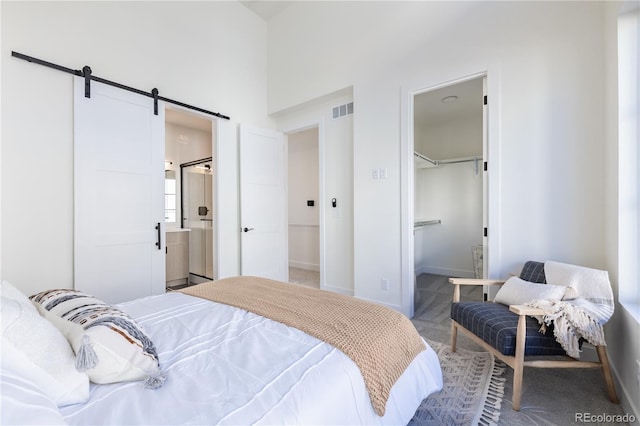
[411,273,628,426]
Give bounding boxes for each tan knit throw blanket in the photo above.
[179,276,425,416]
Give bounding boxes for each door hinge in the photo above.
[483,95,488,105]
[484,161,488,171]
[484,227,488,237]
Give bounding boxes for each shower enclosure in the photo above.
[181,158,214,282]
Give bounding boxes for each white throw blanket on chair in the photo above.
[526,261,614,358]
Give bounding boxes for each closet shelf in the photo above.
[414,152,482,169]
[414,219,441,229]
[414,152,438,168]
[414,152,483,173]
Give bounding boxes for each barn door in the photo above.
[74,77,165,303]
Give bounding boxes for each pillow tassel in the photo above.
[75,334,98,372]
[143,369,166,390]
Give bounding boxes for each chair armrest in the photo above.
[509,304,545,316]
[449,278,505,302]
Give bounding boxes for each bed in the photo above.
[1,277,443,425]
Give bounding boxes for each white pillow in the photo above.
[0,296,90,407]
[1,280,38,314]
[1,340,68,425]
[30,289,164,387]
[493,276,567,306]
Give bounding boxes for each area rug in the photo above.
[409,340,506,426]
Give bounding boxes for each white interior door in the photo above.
[74,77,165,304]
[239,125,287,281]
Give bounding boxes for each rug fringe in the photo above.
[476,360,506,426]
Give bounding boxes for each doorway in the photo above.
[400,71,490,317]
[413,77,485,279]
[165,108,216,286]
[287,127,321,289]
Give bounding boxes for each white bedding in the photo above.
[47,291,442,425]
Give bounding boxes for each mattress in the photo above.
[57,291,443,425]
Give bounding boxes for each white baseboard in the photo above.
[288,261,320,272]
[610,354,640,425]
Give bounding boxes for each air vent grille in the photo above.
[332,102,354,119]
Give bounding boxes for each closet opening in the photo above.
[412,76,487,308]
[286,126,321,289]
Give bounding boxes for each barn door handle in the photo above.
[155,223,161,249]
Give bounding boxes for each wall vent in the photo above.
[332,102,354,119]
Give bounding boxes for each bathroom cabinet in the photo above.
[166,229,190,288]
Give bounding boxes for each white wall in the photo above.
[274,89,354,295]
[416,116,483,160]
[1,1,272,295]
[269,1,609,310]
[415,109,483,278]
[415,162,483,277]
[288,127,320,271]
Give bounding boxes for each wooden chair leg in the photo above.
[451,321,458,352]
[512,314,527,411]
[596,346,620,404]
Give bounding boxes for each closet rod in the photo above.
[11,51,230,120]
[438,156,481,165]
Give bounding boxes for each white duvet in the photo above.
[57,292,442,425]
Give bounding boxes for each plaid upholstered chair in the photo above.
[449,261,619,410]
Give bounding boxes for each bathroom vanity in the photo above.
[166,228,190,288]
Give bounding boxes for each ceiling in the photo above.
[240,1,293,21]
[414,78,484,127]
[165,108,212,133]
[413,78,484,159]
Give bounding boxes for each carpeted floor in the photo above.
[288,267,320,289]
[411,273,628,426]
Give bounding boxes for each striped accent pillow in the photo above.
[30,289,164,388]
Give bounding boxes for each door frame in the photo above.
[400,70,501,318]
[283,121,325,290]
